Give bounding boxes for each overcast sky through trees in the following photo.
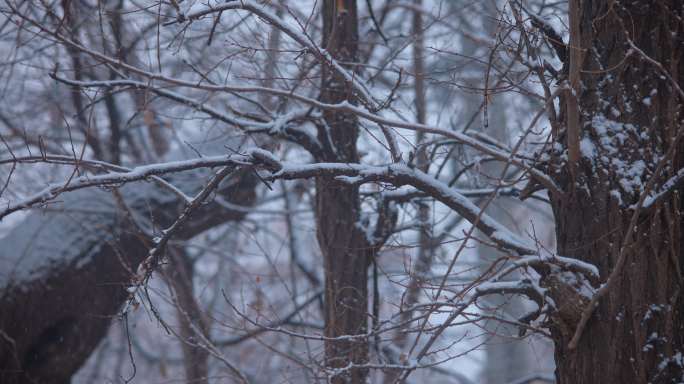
[1,1,682,383]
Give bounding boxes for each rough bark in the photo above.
[0,229,147,384]
[0,171,258,384]
[316,1,374,383]
[549,1,684,383]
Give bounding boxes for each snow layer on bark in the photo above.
[0,177,188,290]
[586,112,655,203]
[0,188,120,290]
[0,137,250,290]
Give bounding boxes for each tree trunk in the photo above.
[165,248,210,384]
[550,1,684,382]
[316,1,373,383]
[0,171,258,384]
[0,227,148,384]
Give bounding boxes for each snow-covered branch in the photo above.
[0,147,563,258]
[31,7,558,185]
[265,160,535,254]
[167,0,381,110]
[0,151,263,220]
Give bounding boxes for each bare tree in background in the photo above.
[0,0,682,384]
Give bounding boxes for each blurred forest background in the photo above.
[1,0,682,383]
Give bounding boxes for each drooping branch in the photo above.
[0,152,255,220]
[267,161,535,255]
[1,149,558,258]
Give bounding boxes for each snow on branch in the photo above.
[3,148,569,262]
[50,75,324,156]
[0,151,265,220]
[161,0,403,161]
[475,279,547,309]
[491,253,600,284]
[1,147,599,316]
[261,160,535,254]
[166,0,381,110]
[0,154,193,203]
[16,0,559,195]
[47,45,554,192]
[126,164,238,308]
[635,167,684,209]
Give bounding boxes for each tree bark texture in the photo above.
[550,1,684,383]
[316,1,374,383]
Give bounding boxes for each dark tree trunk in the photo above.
[550,1,684,383]
[316,1,373,383]
[0,229,148,384]
[0,172,258,384]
